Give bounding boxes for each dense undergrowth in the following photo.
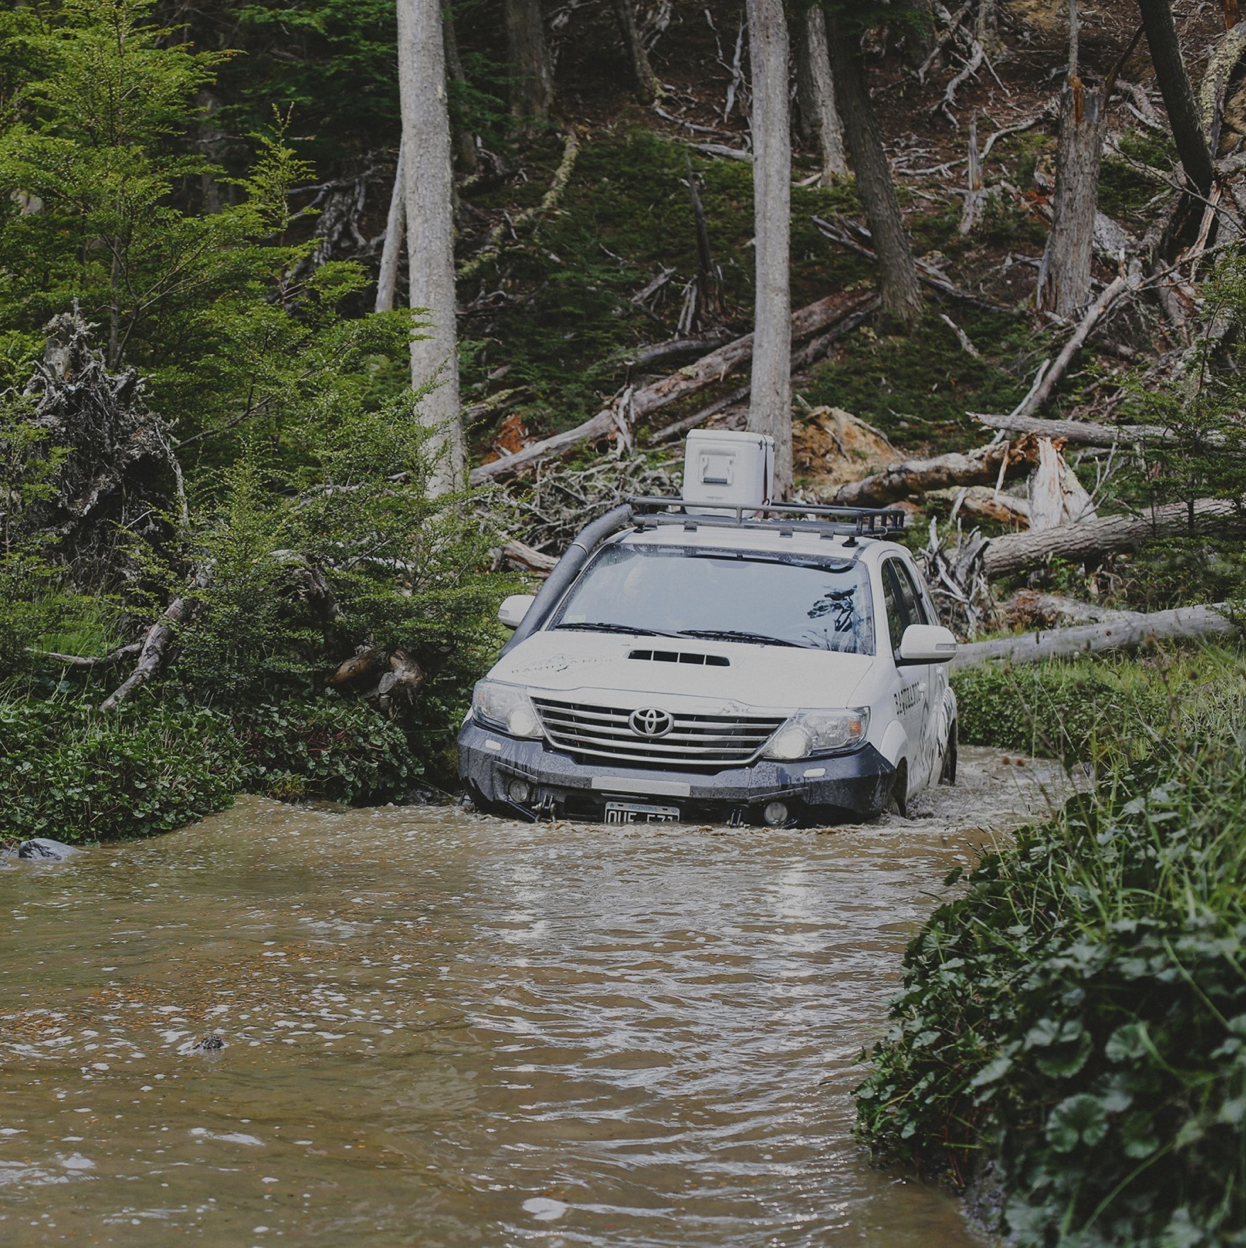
[860,644,1246,1248]
[0,693,421,846]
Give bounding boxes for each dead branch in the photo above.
[27,642,142,668]
[829,436,1043,508]
[973,410,1232,450]
[954,602,1233,667]
[469,289,877,483]
[458,129,582,281]
[1013,273,1131,419]
[99,568,211,712]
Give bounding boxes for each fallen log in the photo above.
[830,436,1042,508]
[954,602,1233,667]
[1000,590,1137,628]
[981,498,1246,580]
[974,410,1234,450]
[470,289,878,484]
[500,538,558,573]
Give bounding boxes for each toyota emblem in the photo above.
[629,707,674,738]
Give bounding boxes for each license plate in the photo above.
[604,801,680,824]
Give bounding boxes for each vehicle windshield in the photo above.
[552,544,875,653]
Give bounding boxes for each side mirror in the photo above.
[898,623,958,664]
[498,594,535,630]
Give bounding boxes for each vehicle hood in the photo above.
[490,629,874,712]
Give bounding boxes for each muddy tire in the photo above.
[939,721,958,786]
[886,762,908,817]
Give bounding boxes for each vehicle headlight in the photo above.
[762,708,870,760]
[472,680,543,739]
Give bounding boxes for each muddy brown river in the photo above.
[0,747,1070,1247]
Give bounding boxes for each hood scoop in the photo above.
[628,648,729,667]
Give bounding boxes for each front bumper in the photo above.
[457,720,895,826]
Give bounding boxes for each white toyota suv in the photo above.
[459,440,958,827]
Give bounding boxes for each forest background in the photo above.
[2,3,1246,1242]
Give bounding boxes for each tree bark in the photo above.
[823,12,923,328]
[505,0,554,121]
[611,0,662,104]
[1136,0,1215,198]
[746,0,793,499]
[397,0,465,495]
[981,498,1246,579]
[1037,71,1106,317]
[374,143,405,314]
[830,438,1042,508]
[954,603,1232,667]
[795,6,849,184]
[973,410,1232,450]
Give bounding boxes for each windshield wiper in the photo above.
[676,628,804,648]
[552,621,680,637]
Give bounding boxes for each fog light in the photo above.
[507,778,533,805]
[763,801,789,826]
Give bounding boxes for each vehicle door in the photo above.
[891,557,945,789]
[880,558,930,796]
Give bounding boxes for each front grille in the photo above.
[532,696,784,770]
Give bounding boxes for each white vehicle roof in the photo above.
[613,517,906,563]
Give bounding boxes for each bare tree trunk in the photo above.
[746,0,792,499]
[611,0,662,104]
[397,0,465,495]
[1136,0,1215,198]
[505,0,554,121]
[982,498,1246,579]
[955,603,1232,667]
[375,143,405,314]
[795,6,848,184]
[1038,5,1106,318]
[442,0,480,175]
[824,12,923,329]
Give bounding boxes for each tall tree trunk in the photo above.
[611,0,662,104]
[375,143,405,313]
[795,6,848,184]
[745,0,792,499]
[505,0,554,121]
[1136,0,1215,198]
[397,0,465,495]
[442,0,480,174]
[1037,51,1106,317]
[824,11,923,329]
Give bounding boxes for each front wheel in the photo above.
[886,762,909,817]
[939,721,958,786]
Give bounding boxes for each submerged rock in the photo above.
[17,838,78,861]
[191,1035,225,1052]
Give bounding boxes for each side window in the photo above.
[894,561,930,627]
[881,563,906,656]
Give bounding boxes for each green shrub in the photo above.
[951,660,1169,766]
[856,703,1246,1246]
[0,700,241,843]
[234,695,416,805]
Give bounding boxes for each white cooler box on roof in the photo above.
[682,429,775,513]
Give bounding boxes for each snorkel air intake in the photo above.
[500,503,635,654]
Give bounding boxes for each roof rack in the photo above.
[626,496,906,542]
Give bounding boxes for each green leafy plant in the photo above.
[856,648,1246,1247]
[0,699,241,843]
